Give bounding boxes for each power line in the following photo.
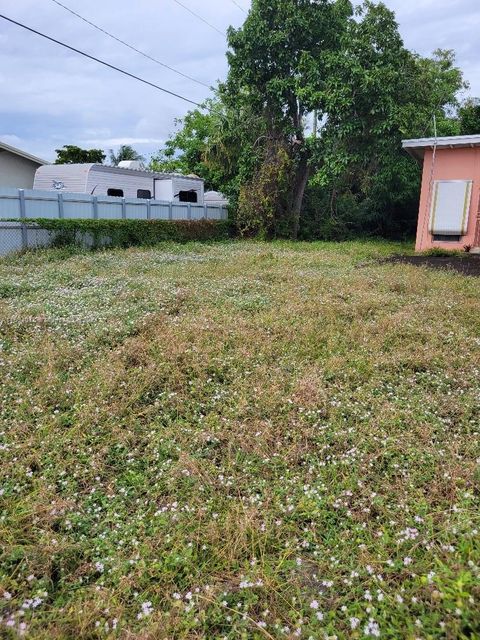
[171,0,225,36]
[0,13,202,107]
[230,0,247,14]
[49,0,212,89]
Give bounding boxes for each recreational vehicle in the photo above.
[33,162,205,204]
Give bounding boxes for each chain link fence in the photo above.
[0,221,53,257]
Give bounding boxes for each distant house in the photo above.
[403,135,480,253]
[0,141,48,189]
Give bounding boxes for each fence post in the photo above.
[93,196,99,220]
[169,202,173,221]
[18,189,28,250]
[147,199,151,220]
[58,192,65,219]
[122,198,127,220]
[204,205,208,220]
[187,203,192,221]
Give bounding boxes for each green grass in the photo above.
[0,240,479,639]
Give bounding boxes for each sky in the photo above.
[1,0,479,163]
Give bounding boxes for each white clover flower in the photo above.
[137,601,154,619]
[350,617,360,630]
[310,600,319,610]
[364,618,380,637]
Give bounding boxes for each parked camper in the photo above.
[33,164,205,204]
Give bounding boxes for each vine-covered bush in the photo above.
[23,218,232,249]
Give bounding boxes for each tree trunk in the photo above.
[291,154,309,240]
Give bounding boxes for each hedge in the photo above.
[22,218,233,249]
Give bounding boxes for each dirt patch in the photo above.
[386,254,480,277]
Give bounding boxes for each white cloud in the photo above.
[81,137,165,147]
[0,134,23,147]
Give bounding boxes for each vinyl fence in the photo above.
[0,188,228,256]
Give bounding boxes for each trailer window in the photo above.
[178,190,198,203]
[137,189,152,199]
[107,188,124,197]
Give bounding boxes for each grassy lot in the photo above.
[0,240,479,639]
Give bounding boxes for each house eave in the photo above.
[0,140,49,166]
[402,134,480,162]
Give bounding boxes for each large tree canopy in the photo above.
[152,0,469,240]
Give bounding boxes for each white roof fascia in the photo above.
[402,134,480,161]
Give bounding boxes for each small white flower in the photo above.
[364,618,381,637]
[137,601,154,619]
[310,600,319,610]
[350,617,360,630]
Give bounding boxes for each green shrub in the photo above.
[22,218,232,249]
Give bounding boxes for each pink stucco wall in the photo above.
[415,147,480,252]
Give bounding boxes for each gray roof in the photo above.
[87,164,204,181]
[0,140,49,166]
[402,134,480,161]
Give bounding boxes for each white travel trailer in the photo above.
[33,162,205,204]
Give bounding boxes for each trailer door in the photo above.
[154,179,173,202]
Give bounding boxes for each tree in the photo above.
[109,145,145,166]
[459,98,480,135]
[150,95,264,205]
[303,5,465,237]
[55,145,105,164]
[149,100,225,187]
[225,0,351,237]
[151,1,468,240]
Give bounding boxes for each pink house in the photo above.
[403,135,480,253]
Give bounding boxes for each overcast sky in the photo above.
[1,0,479,162]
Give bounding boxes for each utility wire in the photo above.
[49,0,212,89]
[171,0,225,36]
[0,13,202,107]
[230,0,247,14]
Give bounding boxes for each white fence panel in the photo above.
[171,204,190,220]
[97,197,123,219]
[62,194,95,219]
[191,205,206,220]
[125,200,148,220]
[24,191,59,218]
[0,189,21,218]
[150,202,171,220]
[206,206,223,220]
